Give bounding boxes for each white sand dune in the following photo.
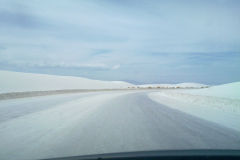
[0,70,134,93]
[138,82,208,88]
[181,82,240,100]
[149,82,240,131]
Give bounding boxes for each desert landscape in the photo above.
[0,70,239,160]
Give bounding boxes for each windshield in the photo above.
[0,0,240,160]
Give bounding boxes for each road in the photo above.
[0,91,240,160]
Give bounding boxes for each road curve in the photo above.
[0,91,240,160]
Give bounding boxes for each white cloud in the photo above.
[112,64,120,70]
[4,60,112,69]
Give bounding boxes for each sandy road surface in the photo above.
[0,91,240,160]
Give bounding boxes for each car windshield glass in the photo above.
[0,0,240,160]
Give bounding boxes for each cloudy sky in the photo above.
[0,0,240,84]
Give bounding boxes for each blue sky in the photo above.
[0,0,240,84]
